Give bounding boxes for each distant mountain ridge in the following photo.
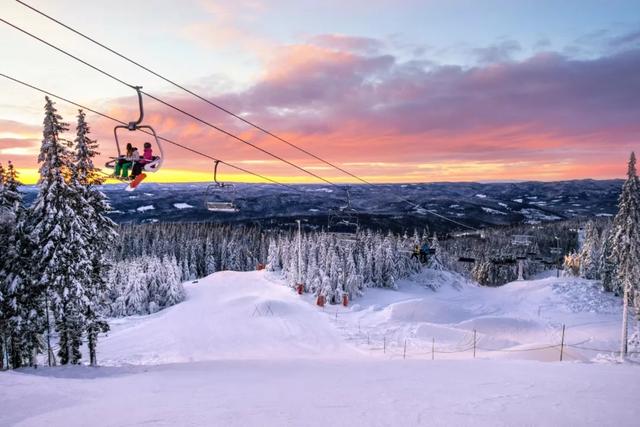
[19,179,623,232]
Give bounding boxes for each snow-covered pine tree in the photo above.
[0,162,11,368]
[599,224,620,293]
[562,252,580,277]
[73,109,117,366]
[579,221,600,280]
[471,259,491,285]
[428,233,446,271]
[0,164,37,368]
[30,97,92,365]
[123,260,149,315]
[160,256,185,308]
[610,152,640,357]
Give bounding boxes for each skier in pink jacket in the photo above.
[131,142,154,179]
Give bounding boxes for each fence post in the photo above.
[560,324,565,361]
[432,337,435,360]
[473,329,477,359]
[383,336,386,354]
[403,340,407,360]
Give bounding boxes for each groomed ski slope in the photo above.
[2,269,639,427]
[100,269,625,364]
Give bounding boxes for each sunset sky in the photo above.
[1,0,639,184]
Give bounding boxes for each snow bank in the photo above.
[99,271,355,365]
[136,205,154,212]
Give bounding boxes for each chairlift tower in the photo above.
[511,235,532,280]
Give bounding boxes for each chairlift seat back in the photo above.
[206,202,239,213]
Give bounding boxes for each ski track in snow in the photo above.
[2,270,639,426]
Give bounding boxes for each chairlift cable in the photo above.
[2,12,481,232]
[0,17,340,187]
[14,0,377,186]
[0,72,302,192]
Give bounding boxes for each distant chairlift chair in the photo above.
[327,187,360,234]
[205,161,239,213]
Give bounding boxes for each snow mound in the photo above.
[136,205,154,212]
[100,271,355,365]
[173,202,194,209]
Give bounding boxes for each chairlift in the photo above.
[330,232,359,244]
[550,236,562,255]
[328,187,359,233]
[452,230,486,239]
[205,161,239,213]
[511,235,532,246]
[105,86,164,175]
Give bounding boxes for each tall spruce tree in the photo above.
[0,164,40,368]
[579,221,600,280]
[0,162,8,368]
[30,97,91,365]
[600,224,620,293]
[610,152,640,358]
[72,109,117,365]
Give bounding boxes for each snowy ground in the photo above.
[2,270,639,426]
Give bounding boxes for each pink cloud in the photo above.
[6,34,640,183]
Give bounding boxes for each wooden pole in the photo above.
[621,285,629,360]
[473,329,477,359]
[383,336,386,354]
[296,219,302,284]
[560,324,565,362]
[432,337,435,360]
[403,340,407,360]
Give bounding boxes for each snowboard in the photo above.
[126,173,147,191]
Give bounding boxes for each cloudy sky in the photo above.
[1,0,639,184]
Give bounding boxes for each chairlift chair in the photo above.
[550,236,562,255]
[327,187,359,233]
[205,161,239,213]
[511,235,532,246]
[105,86,164,175]
[453,230,486,239]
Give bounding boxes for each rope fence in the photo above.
[324,310,640,361]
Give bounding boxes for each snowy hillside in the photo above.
[2,270,639,427]
[99,271,356,365]
[99,270,625,364]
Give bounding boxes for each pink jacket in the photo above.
[141,147,153,163]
